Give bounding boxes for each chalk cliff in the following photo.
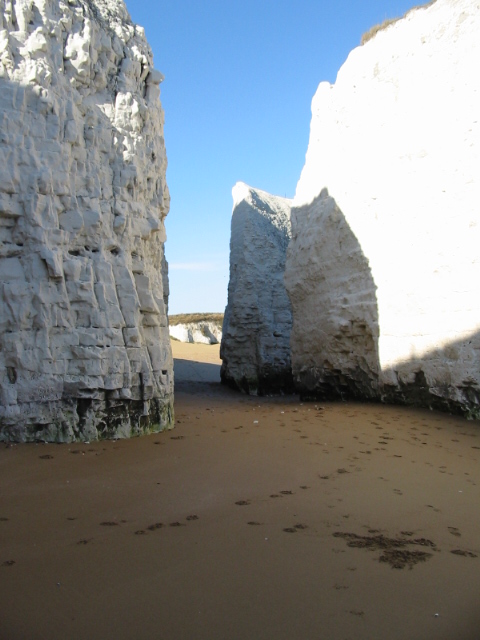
[0,0,173,441]
[170,321,222,345]
[221,182,293,394]
[286,0,480,415]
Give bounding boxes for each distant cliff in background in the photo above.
[0,0,173,441]
[169,313,223,344]
[223,0,480,417]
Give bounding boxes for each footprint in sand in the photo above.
[100,521,119,527]
[235,500,250,506]
[426,505,441,513]
[247,521,262,526]
[170,436,185,440]
[2,560,15,567]
[186,515,199,521]
[448,527,461,537]
[39,454,54,459]
[0,517,9,522]
[300,486,309,490]
[283,528,297,533]
[280,490,294,495]
[169,522,185,527]
[77,539,92,545]
[451,550,477,558]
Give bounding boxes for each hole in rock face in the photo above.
[110,247,120,256]
[7,367,17,384]
[69,250,81,256]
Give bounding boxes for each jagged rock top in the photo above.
[232,182,292,240]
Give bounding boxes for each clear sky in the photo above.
[126,0,424,315]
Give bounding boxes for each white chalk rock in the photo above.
[169,322,222,345]
[0,0,173,441]
[286,0,480,416]
[221,182,293,394]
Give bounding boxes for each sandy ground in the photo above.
[1,340,479,640]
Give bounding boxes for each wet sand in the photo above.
[1,340,479,639]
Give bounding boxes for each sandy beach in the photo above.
[1,340,479,639]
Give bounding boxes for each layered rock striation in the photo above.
[286,0,480,415]
[0,0,173,441]
[221,182,293,394]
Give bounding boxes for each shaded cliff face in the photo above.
[221,182,293,395]
[0,0,173,441]
[287,0,480,416]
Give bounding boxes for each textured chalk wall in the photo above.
[286,0,480,415]
[0,0,173,441]
[221,182,293,394]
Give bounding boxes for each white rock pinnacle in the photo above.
[221,182,293,394]
[0,0,173,441]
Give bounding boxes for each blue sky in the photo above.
[126,0,423,315]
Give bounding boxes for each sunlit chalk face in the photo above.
[287,0,480,409]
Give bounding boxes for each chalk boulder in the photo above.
[221,182,293,394]
[0,0,173,441]
[286,0,480,415]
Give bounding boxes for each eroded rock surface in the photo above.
[221,182,293,394]
[0,0,173,441]
[286,0,480,415]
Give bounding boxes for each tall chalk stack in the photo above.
[0,0,173,441]
[221,182,293,395]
